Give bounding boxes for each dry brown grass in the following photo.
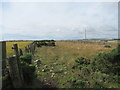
[35,40,117,66]
[56,41,117,57]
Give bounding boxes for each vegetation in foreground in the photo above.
[33,41,119,88]
[5,40,119,88]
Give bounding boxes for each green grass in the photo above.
[5,40,119,88]
[33,40,118,88]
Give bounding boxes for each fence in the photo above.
[0,41,6,89]
[2,40,56,88]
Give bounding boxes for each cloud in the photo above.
[1,2,118,40]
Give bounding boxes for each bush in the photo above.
[69,77,86,88]
[69,77,77,83]
[94,46,120,75]
[21,62,36,84]
[20,53,36,85]
[72,46,120,88]
[104,45,111,48]
[20,53,32,64]
[75,57,90,65]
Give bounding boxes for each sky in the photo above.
[0,1,118,40]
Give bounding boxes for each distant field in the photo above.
[34,40,117,62]
[6,41,32,56]
[33,40,118,88]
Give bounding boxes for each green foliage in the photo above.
[20,53,36,85]
[94,46,120,75]
[75,57,90,65]
[20,53,32,64]
[72,46,120,88]
[69,77,86,88]
[69,77,77,83]
[20,62,36,84]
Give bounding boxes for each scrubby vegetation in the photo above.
[20,53,32,64]
[71,44,120,88]
[5,40,119,88]
[20,53,36,85]
[33,41,119,88]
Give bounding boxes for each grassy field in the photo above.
[34,41,117,65]
[33,40,118,88]
[6,41,32,56]
[5,40,119,88]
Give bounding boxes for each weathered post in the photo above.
[0,41,6,89]
[0,41,6,84]
[27,45,31,53]
[34,43,36,51]
[7,56,23,88]
[31,44,34,56]
[19,49,23,56]
[12,44,19,61]
[12,44,24,84]
[0,41,6,69]
[25,47,29,53]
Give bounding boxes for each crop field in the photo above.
[6,41,32,56]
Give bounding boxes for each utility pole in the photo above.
[85,28,86,40]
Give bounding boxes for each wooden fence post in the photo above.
[0,41,6,69]
[12,44,19,61]
[7,56,23,88]
[25,47,29,53]
[19,49,23,56]
[0,41,6,90]
[31,44,34,56]
[12,44,24,84]
[27,45,31,53]
[0,41,6,81]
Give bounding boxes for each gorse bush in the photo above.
[73,45,120,88]
[104,45,111,48]
[20,53,32,64]
[75,57,90,65]
[20,53,36,85]
[21,63,36,84]
[69,77,86,88]
[94,45,120,75]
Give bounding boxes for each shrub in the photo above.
[20,53,32,64]
[69,77,77,83]
[104,45,111,48]
[69,77,86,88]
[75,57,90,65]
[72,46,120,88]
[20,53,36,85]
[21,62,36,84]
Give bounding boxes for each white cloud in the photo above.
[1,2,118,40]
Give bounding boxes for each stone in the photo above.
[44,65,48,68]
[50,70,53,72]
[34,59,41,67]
[42,69,45,72]
[64,72,67,74]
